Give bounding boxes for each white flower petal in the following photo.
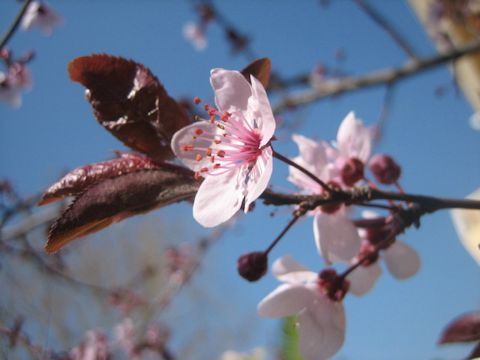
[298,297,345,360]
[272,255,309,276]
[277,271,319,284]
[171,121,219,171]
[244,147,273,211]
[383,240,421,279]
[193,169,244,227]
[249,75,276,146]
[257,283,315,318]
[336,111,372,162]
[314,212,361,264]
[347,262,381,296]
[211,69,252,113]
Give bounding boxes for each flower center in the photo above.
[181,101,263,178]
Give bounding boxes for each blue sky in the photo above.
[1,1,480,359]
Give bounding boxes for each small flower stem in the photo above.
[272,149,332,193]
[0,0,34,51]
[264,213,302,255]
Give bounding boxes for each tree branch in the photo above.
[273,39,480,113]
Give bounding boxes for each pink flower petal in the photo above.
[210,69,252,113]
[171,121,220,171]
[383,240,421,279]
[193,169,244,227]
[257,283,315,318]
[347,262,381,296]
[288,134,330,193]
[249,75,276,147]
[21,1,62,36]
[336,111,372,162]
[244,147,273,211]
[298,297,345,360]
[313,211,361,264]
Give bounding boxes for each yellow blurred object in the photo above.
[409,0,480,127]
[451,187,480,264]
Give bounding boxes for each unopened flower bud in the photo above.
[237,252,268,282]
[368,154,401,185]
[318,268,350,301]
[340,157,364,187]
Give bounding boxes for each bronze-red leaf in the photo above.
[241,58,271,89]
[438,312,480,344]
[38,152,160,205]
[68,54,191,161]
[45,167,199,253]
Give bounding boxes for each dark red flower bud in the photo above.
[340,157,364,187]
[320,181,342,214]
[237,252,268,282]
[368,154,401,185]
[318,268,350,301]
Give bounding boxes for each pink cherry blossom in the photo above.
[258,256,345,360]
[172,69,275,227]
[329,111,375,187]
[288,133,361,264]
[21,1,63,36]
[348,211,421,296]
[0,64,32,108]
[183,22,207,51]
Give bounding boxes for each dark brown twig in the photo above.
[0,0,34,51]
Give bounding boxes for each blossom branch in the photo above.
[0,0,33,51]
[261,187,480,212]
[0,323,52,358]
[273,39,480,113]
[352,0,417,60]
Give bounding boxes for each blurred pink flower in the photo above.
[258,256,345,360]
[69,330,110,360]
[21,1,62,35]
[172,68,275,227]
[183,22,207,51]
[288,133,361,264]
[0,63,32,108]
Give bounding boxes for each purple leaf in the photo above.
[39,152,160,205]
[45,166,199,253]
[241,58,271,88]
[438,312,480,344]
[68,54,191,161]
